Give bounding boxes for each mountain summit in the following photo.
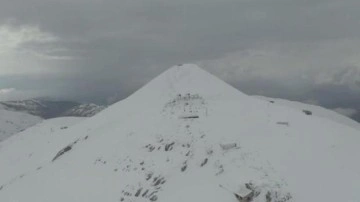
[0,64,360,202]
[130,64,245,99]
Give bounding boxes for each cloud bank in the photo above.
[0,0,359,114]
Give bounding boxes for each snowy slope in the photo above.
[0,117,85,181]
[0,106,42,141]
[1,64,360,202]
[254,96,360,131]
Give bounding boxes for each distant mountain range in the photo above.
[0,99,106,119]
[62,103,106,117]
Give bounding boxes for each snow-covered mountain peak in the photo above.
[126,64,246,106]
[1,65,360,202]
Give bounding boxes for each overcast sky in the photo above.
[0,0,359,116]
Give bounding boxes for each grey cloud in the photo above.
[0,0,359,118]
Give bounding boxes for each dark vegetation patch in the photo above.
[135,188,142,197]
[120,172,166,202]
[200,158,208,167]
[164,142,175,151]
[181,162,188,172]
[145,140,180,153]
[145,144,156,152]
[146,173,153,181]
[150,195,158,201]
[216,164,224,176]
[152,176,166,187]
[142,189,149,197]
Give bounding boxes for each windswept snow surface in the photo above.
[0,106,42,141]
[254,96,360,131]
[0,64,360,202]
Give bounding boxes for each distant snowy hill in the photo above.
[63,103,106,117]
[0,99,104,119]
[0,64,360,202]
[352,111,360,123]
[0,105,42,142]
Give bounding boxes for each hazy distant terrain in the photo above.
[0,99,104,141]
[0,99,105,119]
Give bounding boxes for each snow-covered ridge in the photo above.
[0,64,359,202]
[0,117,85,180]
